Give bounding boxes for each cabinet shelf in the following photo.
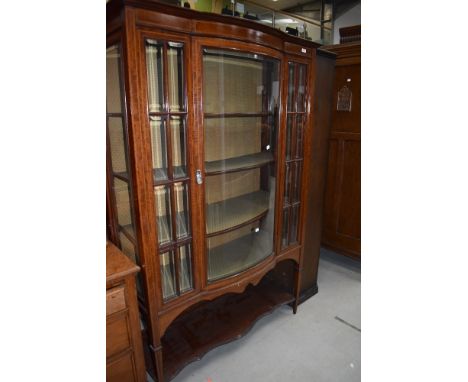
[160,280,294,382]
[205,151,274,175]
[206,190,270,236]
[208,229,272,281]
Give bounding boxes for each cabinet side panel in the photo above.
[300,53,335,295]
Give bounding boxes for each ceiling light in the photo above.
[275,18,298,24]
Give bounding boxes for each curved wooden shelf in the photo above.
[208,230,273,281]
[205,151,274,175]
[206,190,270,237]
[161,280,294,381]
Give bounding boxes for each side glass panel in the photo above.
[203,48,279,282]
[146,40,164,113]
[145,39,193,301]
[106,45,140,269]
[150,116,168,182]
[281,62,307,249]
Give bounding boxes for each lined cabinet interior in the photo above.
[144,39,194,301]
[202,49,279,282]
[281,62,307,249]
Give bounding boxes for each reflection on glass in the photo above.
[284,163,291,205]
[106,45,122,114]
[174,182,189,239]
[291,162,302,203]
[108,117,127,174]
[296,114,304,158]
[168,42,185,112]
[290,205,299,243]
[297,64,306,112]
[150,116,168,181]
[119,232,137,264]
[146,40,164,113]
[113,178,133,229]
[160,251,176,300]
[286,114,293,160]
[179,245,193,293]
[287,64,295,111]
[203,49,276,114]
[154,186,172,245]
[170,116,187,178]
[207,222,273,281]
[281,208,289,248]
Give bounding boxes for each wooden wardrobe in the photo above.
[321,35,361,259]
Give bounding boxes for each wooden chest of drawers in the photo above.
[107,242,146,382]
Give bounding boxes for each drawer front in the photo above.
[107,285,126,315]
[107,351,136,382]
[107,316,131,356]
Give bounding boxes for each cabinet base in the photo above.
[145,279,294,382]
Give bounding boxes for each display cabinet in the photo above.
[107,1,335,380]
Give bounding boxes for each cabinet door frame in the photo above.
[192,37,285,291]
[279,54,314,255]
[134,28,201,309]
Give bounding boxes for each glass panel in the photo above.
[119,232,137,264]
[160,251,176,300]
[136,273,145,301]
[285,115,293,160]
[203,50,278,114]
[281,208,289,249]
[150,116,168,182]
[168,42,185,112]
[297,64,307,112]
[203,49,279,282]
[207,222,273,282]
[170,116,187,178]
[205,168,273,235]
[284,163,291,205]
[108,117,127,174]
[291,162,302,203]
[289,204,300,244]
[242,2,274,25]
[113,178,133,229]
[106,45,122,114]
[174,182,190,239]
[287,64,295,111]
[146,40,164,113]
[154,185,172,246]
[296,114,304,158]
[178,245,193,293]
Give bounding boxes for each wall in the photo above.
[333,2,361,44]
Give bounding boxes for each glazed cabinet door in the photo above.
[139,34,197,303]
[198,42,281,283]
[106,43,141,269]
[280,61,308,250]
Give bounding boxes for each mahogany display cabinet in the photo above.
[106,1,335,380]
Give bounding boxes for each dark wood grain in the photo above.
[320,42,361,259]
[299,51,336,301]
[161,279,294,381]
